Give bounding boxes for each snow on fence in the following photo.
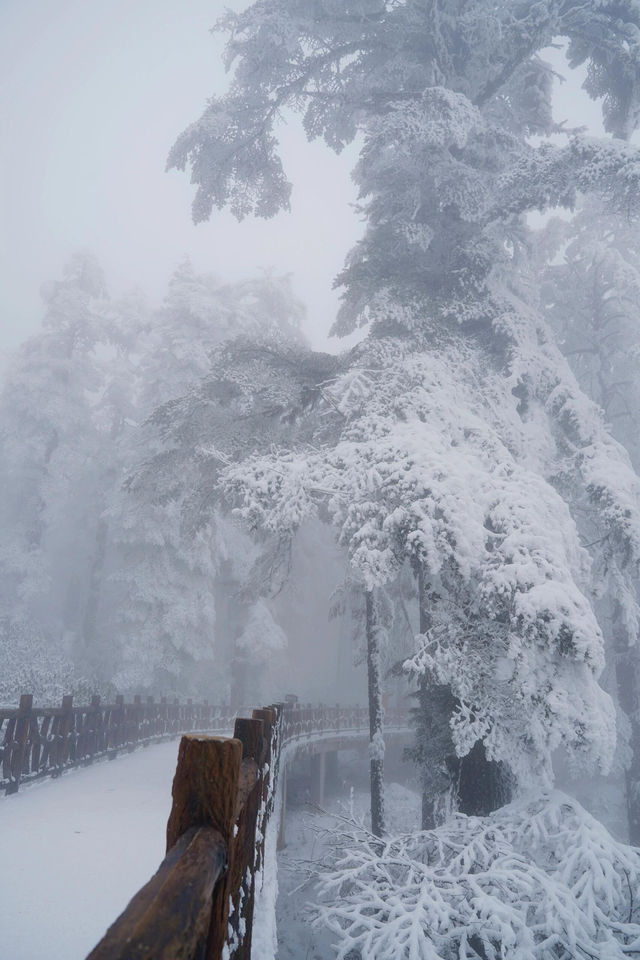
[0,692,236,795]
[82,701,402,960]
[1,696,407,958]
[87,704,283,960]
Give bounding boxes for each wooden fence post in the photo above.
[129,695,141,751]
[5,694,33,794]
[171,697,179,737]
[144,696,154,745]
[251,707,276,877]
[159,696,168,738]
[232,717,265,960]
[166,734,243,960]
[108,695,124,758]
[32,707,47,774]
[83,695,101,764]
[277,763,288,852]
[54,695,74,774]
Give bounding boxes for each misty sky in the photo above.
[0,0,362,360]
[0,1,608,364]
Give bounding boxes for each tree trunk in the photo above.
[365,589,385,837]
[414,566,511,825]
[414,681,459,829]
[457,740,511,817]
[82,517,109,648]
[214,560,248,711]
[230,656,248,713]
[415,566,459,828]
[614,629,640,844]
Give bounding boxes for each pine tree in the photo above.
[104,269,310,695]
[535,201,640,840]
[0,252,113,697]
[169,0,640,818]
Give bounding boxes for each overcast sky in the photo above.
[0,1,608,364]
[0,0,362,361]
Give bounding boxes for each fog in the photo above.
[0,1,611,362]
[0,0,362,360]
[2,3,640,958]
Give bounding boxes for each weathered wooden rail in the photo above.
[82,701,408,960]
[0,692,236,794]
[1,694,408,958]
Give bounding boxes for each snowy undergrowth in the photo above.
[276,782,422,960]
[316,791,640,960]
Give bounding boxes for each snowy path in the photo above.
[0,731,420,960]
[0,739,186,960]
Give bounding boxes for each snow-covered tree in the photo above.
[137,260,305,416]
[533,201,640,841]
[222,336,621,789]
[537,201,640,466]
[102,269,309,696]
[170,0,640,826]
[0,252,115,695]
[0,254,309,702]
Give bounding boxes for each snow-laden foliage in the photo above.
[0,252,114,654]
[138,260,306,415]
[108,490,219,694]
[0,618,104,707]
[105,274,309,696]
[236,598,287,660]
[168,0,640,815]
[0,254,307,702]
[169,1,640,223]
[530,200,640,840]
[316,791,640,960]
[222,335,621,784]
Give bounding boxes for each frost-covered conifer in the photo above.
[0,252,114,695]
[170,0,640,826]
[222,336,621,789]
[533,201,640,840]
[105,269,309,696]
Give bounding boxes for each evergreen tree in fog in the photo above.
[169,0,640,841]
[0,253,114,700]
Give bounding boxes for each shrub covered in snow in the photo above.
[316,791,640,960]
[0,619,105,707]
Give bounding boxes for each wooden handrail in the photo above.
[86,825,226,960]
[83,700,410,960]
[0,694,236,794]
[2,693,409,958]
[87,704,282,960]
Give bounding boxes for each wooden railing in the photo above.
[87,703,283,960]
[84,700,408,960]
[2,694,408,958]
[0,692,236,795]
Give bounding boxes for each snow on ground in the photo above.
[276,779,421,960]
[0,740,184,960]
[1,734,622,960]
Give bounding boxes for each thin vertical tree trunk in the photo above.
[82,517,109,647]
[365,588,385,837]
[614,611,640,843]
[416,565,457,828]
[214,559,248,712]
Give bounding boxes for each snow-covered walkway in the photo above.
[0,739,185,960]
[0,731,419,960]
